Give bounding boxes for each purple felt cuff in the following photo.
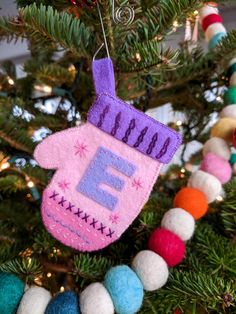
[88,93,182,164]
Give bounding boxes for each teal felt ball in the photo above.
[208,32,226,49]
[224,87,236,105]
[0,272,24,314]
[230,153,236,164]
[104,265,144,314]
[45,291,80,314]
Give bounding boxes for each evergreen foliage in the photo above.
[0,0,235,313]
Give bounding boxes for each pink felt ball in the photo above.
[200,152,232,184]
[148,228,185,267]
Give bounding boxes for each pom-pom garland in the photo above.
[148,228,185,267]
[0,272,25,314]
[161,207,195,241]
[188,170,222,203]
[1,4,236,314]
[17,286,51,314]
[79,283,114,314]
[131,250,169,291]
[45,291,80,314]
[173,187,208,219]
[203,137,231,160]
[104,265,144,314]
[200,153,232,184]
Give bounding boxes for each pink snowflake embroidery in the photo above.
[58,181,70,192]
[132,178,143,190]
[74,141,88,158]
[109,214,119,224]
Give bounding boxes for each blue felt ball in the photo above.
[104,265,144,314]
[0,272,24,314]
[45,291,80,314]
[208,32,227,49]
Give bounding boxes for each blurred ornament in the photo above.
[233,129,236,148]
[70,0,97,8]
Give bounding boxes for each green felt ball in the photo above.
[230,153,236,164]
[0,272,24,314]
[224,87,236,105]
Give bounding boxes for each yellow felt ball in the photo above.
[211,118,236,143]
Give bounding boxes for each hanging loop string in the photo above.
[95,2,110,59]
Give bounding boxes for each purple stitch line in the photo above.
[156,137,171,159]
[50,191,59,200]
[122,119,136,143]
[134,127,148,148]
[146,132,158,155]
[97,105,110,128]
[45,208,90,244]
[88,93,182,163]
[111,112,121,136]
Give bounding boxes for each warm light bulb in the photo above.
[135,52,141,62]
[216,195,224,202]
[0,162,10,170]
[176,120,183,126]
[173,20,179,28]
[180,168,186,173]
[60,286,65,292]
[68,64,76,72]
[194,10,199,15]
[47,272,52,278]
[216,96,222,102]
[34,84,52,94]
[7,77,15,85]
[27,181,35,188]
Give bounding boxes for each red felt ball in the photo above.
[148,228,185,267]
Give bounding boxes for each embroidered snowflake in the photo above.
[58,181,70,191]
[132,178,143,190]
[74,141,88,158]
[109,214,119,224]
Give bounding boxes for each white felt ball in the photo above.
[229,72,236,87]
[161,208,195,241]
[188,170,222,203]
[220,105,236,119]
[203,137,231,161]
[80,283,114,314]
[131,250,169,292]
[229,57,236,67]
[205,23,226,42]
[199,6,219,21]
[17,286,51,314]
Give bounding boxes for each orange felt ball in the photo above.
[173,187,208,220]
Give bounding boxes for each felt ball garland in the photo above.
[1,3,236,314]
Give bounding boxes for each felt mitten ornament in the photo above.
[34,58,182,252]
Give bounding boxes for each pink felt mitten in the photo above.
[34,58,182,251]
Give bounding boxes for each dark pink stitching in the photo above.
[58,196,66,207]
[111,112,121,136]
[97,105,110,128]
[90,218,98,228]
[146,133,158,155]
[66,202,74,212]
[122,119,136,143]
[49,191,114,238]
[156,137,171,159]
[50,191,59,200]
[133,127,148,148]
[74,208,83,217]
[106,228,115,238]
[97,223,106,234]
